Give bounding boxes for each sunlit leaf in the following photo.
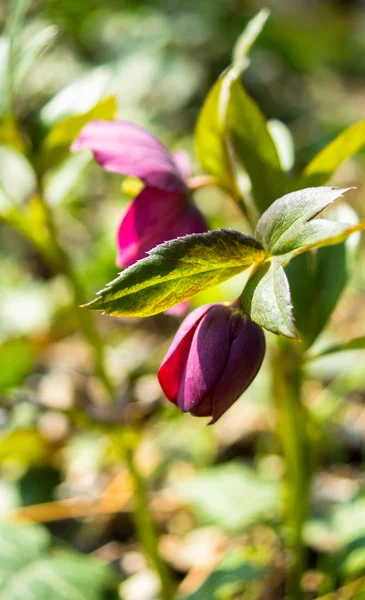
[241,259,296,338]
[0,524,111,600]
[307,337,365,361]
[1,0,31,116]
[176,462,278,532]
[40,96,117,171]
[298,120,365,188]
[182,549,265,600]
[0,338,32,392]
[228,81,288,212]
[285,203,361,347]
[255,186,364,262]
[267,119,295,172]
[86,230,265,317]
[194,9,274,200]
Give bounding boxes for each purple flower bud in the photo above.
[71,120,207,268]
[158,303,266,424]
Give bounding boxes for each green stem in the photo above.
[272,339,311,599]
[121,430,173,600]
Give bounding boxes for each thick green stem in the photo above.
[272,339,311,599]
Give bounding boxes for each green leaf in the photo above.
[39,96,117,171]
[194,10,272,197]
[255,186,365,261]
[1,0,32,117]
[176,462,278,532]
[0,524,112,600]
[307,337,365,361]
[241,259,297,338]
[87,230,265,317]
[285,202,361,347]
[194,77,236,194]
[298,120,365,188]
[228,80,288,213]
[232,9,270,71]
[0,338,33,392]
[181,549,265,600]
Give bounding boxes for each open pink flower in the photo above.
[158,303,265,424]
[71,120,207,268]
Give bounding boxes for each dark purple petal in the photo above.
[177,305,231,412]
[116,187,207,267]
[158,304,215,403]
[71,120,185,192]
[209,314,265,424]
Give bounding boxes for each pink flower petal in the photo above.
[116,187,207,267]
[71,120,185,192]
[171,151,191,181]
[165,301,189,317]
[158,304,215,403]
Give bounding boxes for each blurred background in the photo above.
[1,0,365,598]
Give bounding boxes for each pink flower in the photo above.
[71,121,207,268]
[158,303,265,424]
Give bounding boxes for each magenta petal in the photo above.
[177,306,231,412]
[171,151,191,182]
[165,301,189,317]
[116,187,207,267]
[158,305,215,403]
[71,120,185,192]
[210,315,266,424]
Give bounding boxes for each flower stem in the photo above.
[272,339,311,599]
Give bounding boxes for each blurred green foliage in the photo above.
[0,0,365,599]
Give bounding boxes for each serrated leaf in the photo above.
[241,259,297,338]
[285,203,361,347]
[255,186,365,260]
[298,120,365,188]
[194,10,273,198]
[87,230,265,317]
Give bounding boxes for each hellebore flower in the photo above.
[158,303,265,424]
[71,120,207,268]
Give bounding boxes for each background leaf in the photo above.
[241,259,297,338]
[87,230,265,317]
[285,202,361,348]
[39,96,117,171]
[0,524,111,600]
[176,462,278,532]
[228,80,288,213]
[194,10,273,199]
[0,338,33,392]
[181,549,265,600]
[297,120,365,188]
